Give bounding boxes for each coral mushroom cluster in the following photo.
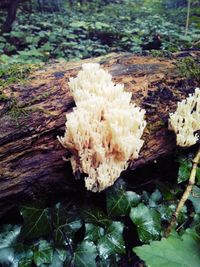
[58,63,146,192]
[169,87,200,147]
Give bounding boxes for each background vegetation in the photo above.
[0,0,200,64]
[0,0,200,266]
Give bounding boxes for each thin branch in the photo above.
[192,39,200,48]
[165,145,200,237]
[185,0,191,36]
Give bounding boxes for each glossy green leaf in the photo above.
[49,249,68,267]
[106,188,141,217]
[189,186,200,214]
[97,221,125,259]
[83,208,112,228]
[196,168,200,185]
[73,240,97,267]
[20,204,51,240]
[130,203,161,243]
[52,203,82,246]
[177,158,192,184]
[0,227,19,265]
[19,258,33,267]
[84,223,104,242]
[33,240,53,266]
[0,225,21,248]
[149,189,162,207]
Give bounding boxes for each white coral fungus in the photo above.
[58,63,146,192]
[169,88,200,147]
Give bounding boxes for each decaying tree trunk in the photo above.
[0,52,198,217]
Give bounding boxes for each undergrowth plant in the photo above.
[0,1,200,63]
[0,153,200,266]
[175,57,200,83]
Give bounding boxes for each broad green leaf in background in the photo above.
[106,188,141,217]
[134,231,200,267]
[97,221,125,259]
[130,203,161,243]
[73,240,98,267]
[70,21,88,29]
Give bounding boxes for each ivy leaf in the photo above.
[189,186,200,213]
[33,240,53,266]
[196,168,200,185]
[18,258,33,267]
[73,240,97,267]
[14,244,34,267]
[83,208,112,228]
[141,190,150,204]
[134,231,200,267]
[52,203,82,246]
[130,203,161,243]
[97,221,125,259]
[0,225,21,266]
[49,249,68,267]
[0,225,21,248]
[106,188,141,217]
[177,157,192,184]
[98,254,120,267]
[84,223,104,243]
[20,204,51,240]
[149,189,162,207]
[157,204,176,221]
[157,204,187,224]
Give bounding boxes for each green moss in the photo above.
[0,62,42,124]
[150,50,172,58]
[175,57,200,83]
[0,62,40,89]
[0,62,41,102]
[7,99,29,126]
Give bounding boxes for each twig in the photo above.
[165,145,200,237]
[191,39,200,48]
[185,0,191,36]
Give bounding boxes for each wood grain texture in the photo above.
[0,52,195,216]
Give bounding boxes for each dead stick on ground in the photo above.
[165,145,200,237]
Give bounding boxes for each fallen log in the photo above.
[0,52,197,217]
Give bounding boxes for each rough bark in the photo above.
[0,52,197,217]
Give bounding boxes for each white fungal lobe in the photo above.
[169,87,200,147]
[58,63,146,192]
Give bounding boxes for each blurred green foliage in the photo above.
[0,0,200,63]
[175,57,200,83]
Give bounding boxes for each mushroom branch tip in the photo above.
[169,87,200,147]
